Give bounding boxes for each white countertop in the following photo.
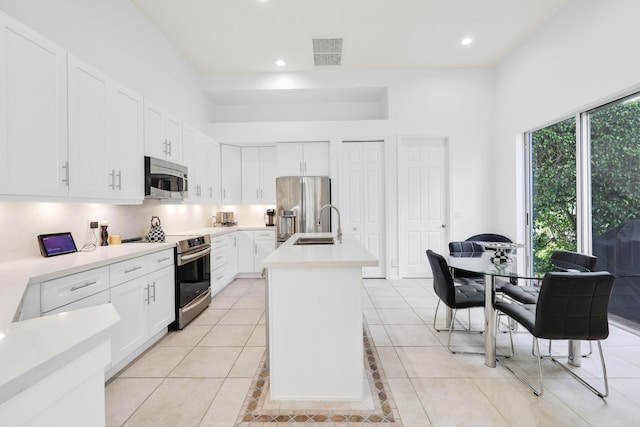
[262,233,378,268]
[0,242,174,406]
[0,224,275,406]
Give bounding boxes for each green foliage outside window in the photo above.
[531,118,577,274]
[531,95,640,275]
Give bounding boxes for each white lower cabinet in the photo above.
[109,275,147,366]
[108,249,175,376]
[210,231,239,295]
[238,230,276,274]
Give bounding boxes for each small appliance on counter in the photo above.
[265,209,276,227]
[214,211,236,227]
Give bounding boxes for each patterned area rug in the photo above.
[235,324,402,425]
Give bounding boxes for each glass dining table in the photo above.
[448,245,588,368]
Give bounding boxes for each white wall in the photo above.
[494,0,640,241]
[203,68,496,277]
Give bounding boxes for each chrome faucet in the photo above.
[319,204,342,243]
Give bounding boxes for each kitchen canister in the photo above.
[147,216,166,242]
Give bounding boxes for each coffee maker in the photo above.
[264,209,276,227]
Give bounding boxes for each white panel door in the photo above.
[341,141,385,278]
[398,138,448,277]
[0,15,68,197]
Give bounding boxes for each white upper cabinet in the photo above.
[144,101,183,163]
[0,13,69,197]
[183,127,219,203]
[242,146,276,204]
[67,55,143,201]
[109,81,144,201]
[277,142,330,176]
[220,144,242,204]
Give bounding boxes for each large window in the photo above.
[527,91,640,330]
[590,94,640,328]
[530,117,577,275]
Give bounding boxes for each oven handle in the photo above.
[182,288,211,313]
[178,246,211,265]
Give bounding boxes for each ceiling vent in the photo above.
[312,38,342,66]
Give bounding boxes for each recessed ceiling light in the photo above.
[276,59,286,67]
[461,37,473,46]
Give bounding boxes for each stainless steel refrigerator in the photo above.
[276,176,331,244]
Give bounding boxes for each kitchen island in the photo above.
[262,233,377,401]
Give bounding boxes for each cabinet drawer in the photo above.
[147,249,174,271]
[41,267,110,313]
[211,249,227,270]
[210,234,227,248]
[110,256,148,286]
[211,263,227,285]
[254,230,275,240]
[44,289,110,316]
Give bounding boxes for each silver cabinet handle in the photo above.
[144,284,150,304]
[70,281,97,291]
[168,140,172,156]
[255,243,257,255]
[299,161,303,173]
[124,265,143,274]
[151,281,156,302]
[117,170,122,190]
[163,139,168,155]
[156,257,171,263]
[62,161,69,185]
[256,189,259,199]
[216,256,223,260]
[109,169,115,190]
[260,189,263,199]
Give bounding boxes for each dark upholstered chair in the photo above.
[466,233,513,244]
[426,250,485,353]
[500,250,598,305]
[495,271,615,397]
[448,241,485,283]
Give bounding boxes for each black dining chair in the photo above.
[448,241,485,285]
[494,271,615,397]
[426,250,486,354]
[499,250,598,305]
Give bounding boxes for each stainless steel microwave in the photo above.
[144,156,188,200]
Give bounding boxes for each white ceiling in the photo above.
[131,0,572,74]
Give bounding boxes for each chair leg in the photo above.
[551,341,608,398]
[498,337,544,396]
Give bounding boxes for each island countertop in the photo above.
[262,233,378,269]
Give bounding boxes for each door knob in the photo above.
[441,224,446,228]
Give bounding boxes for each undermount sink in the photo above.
[293,237,335,245]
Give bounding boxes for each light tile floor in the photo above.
[105,277,640,426]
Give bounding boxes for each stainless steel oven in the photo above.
[172,234,211,329]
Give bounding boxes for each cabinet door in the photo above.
[254,236,276,272]
[261,146,277,203]
[277,143,304,176]
[0,15,68,197]
[220,144,242,204]
[182,126,201,202]
[242,147,261,204]
[147,265,175,337]
[110,276,148,367]
[302,142,330,176]
[67,55,110,199]
[109,81,144,201]
[237,230,255,273]
[227,232,239,278]
[163,114,182,162]
[143,101,165,159]
[209,138,221,203]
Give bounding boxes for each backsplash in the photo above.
[0,201,274,262]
